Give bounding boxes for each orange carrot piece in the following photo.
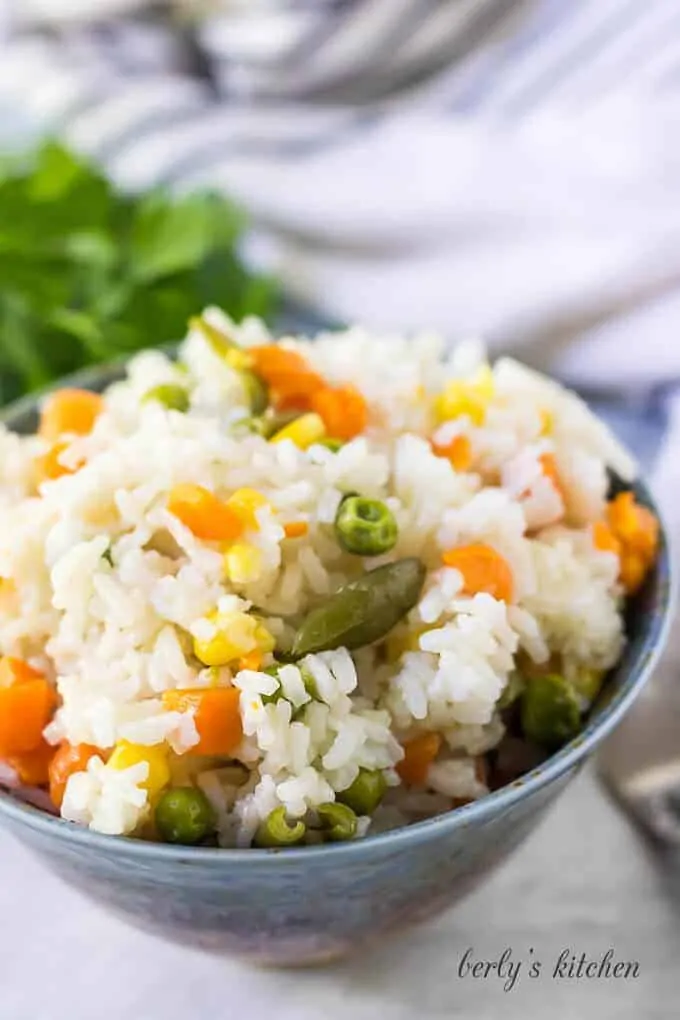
[606,492,660,594]
[238,649,264,672]
[396,732,442,787]
[538,452,565,499]
[39,389,103,441]
[0,657,45,687]
[35,441,81,484]
[250,346,323,408]
[311,384,368,441]
[0,659,56,757]
[607,492,659,560]
[162,687,243,757]
[592,521,621,556]
[283,521,309,539]
[48,742,102,808]
[7,740,55,787]
[619,551,648,596]
[442,542,514,602]
[431,434,473,472]
[168,484,244,542]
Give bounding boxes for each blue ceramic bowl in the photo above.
[0,367,673,966]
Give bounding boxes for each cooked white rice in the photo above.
[0,309,639,845]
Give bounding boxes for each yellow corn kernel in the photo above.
[108,741,170,796]
[254,622,276,654]
[193,611,260,666]
[539,408,554,436]
[225,488,270,530]
[434,366,494,426]
[224,348,254,371]
[385,626,428,664]
[224,542,263,584]
[270,412,326,449]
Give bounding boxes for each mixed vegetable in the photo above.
[0,315,663,847]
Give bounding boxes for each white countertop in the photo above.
[2,764,679,1020]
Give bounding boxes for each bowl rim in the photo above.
[0,362,674,864]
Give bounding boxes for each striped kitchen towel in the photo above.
[0,0,680,396]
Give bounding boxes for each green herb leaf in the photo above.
[0,141,278,405]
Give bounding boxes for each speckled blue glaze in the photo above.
[0,367,673,966]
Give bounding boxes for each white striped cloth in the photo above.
[0,0,678,400]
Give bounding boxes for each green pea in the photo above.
[334,496,398,557]
[570,665,606,708]
[337,769,387,815]
[155,787,216,845]
[498,670,525,710]
[318,438,344,453]
[317,802,358,842]
[239,370,269,416]
[254,806,306,848]
[520,673,582,750]
[292,558,426,658]
[142,383,190,413]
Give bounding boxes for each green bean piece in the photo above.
[155,787,216,845]
[101,545,114,567]
[498,669,525,710]
[317,802,358,842]
[191,315,240,357]
[239,370,269,416]
[334,496,399,556]
[520,673,582,749]
[318,438,344,453]
[142,383,190,413]
[337,769,387,815]
[292,558,426,657]
[300,666,319,699]
[236,416,269,437]
[254,806,306,848]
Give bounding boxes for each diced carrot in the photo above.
[39,389,103,441]
[6,740,55,787]
[0,657,45,687]
[607,492,659,560]
[162,687,243,757]
[431,434,473,472]
[0,659,56,757]
[538,452,565,500]
[311,384,368,441]
[442,542,514,603]
[396,732,442,787]
[250,346,323,409]
[48,742,102,808]
[619,551,648,595]
[238,649,263,673]
[35,442,81,484]
[605,491,660,594]
[283,521,309,539]
[592,521,621,556]
[168,484,244,542]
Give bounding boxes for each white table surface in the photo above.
[2,764,679,1020]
